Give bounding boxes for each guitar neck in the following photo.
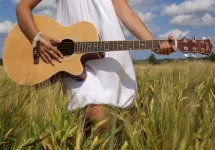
[74,40,176,53]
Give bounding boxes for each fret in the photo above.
[122,41,123,50]
[99,41,102,52]
[152,40,153,49]
[102,41,104,52]
[117,41,118,51]
[128,41,133,50]
[93,42,95,52]
[133,40,134,50]
[91,42,93,52]
[90,42,92,52]
[146,41,152,49]
[139,41,140,50]
[108,41,110,51]
[103,42,106,52]
[97,41,99,52]
[76,42,78,53]
[75,42,77,53]
[87,42,89,52]
[140,41,145,49]
[105,42,107,51]
[81,42,83,53]
[78,42,80,53]
[145,41,146,49]
[105,42,108,51]
[84,42,86,52]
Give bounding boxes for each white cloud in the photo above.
[158,29,190,39]
[0,21,14,34]
[12,0,56,19]
[123,29,132,38]
[138,12,156,22]
[170,14,215,27]
[35,9,55,18]
[35,0,56,10]
[161,0,215,16]
[128,0,156,6]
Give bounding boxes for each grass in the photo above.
[0,61,215,149]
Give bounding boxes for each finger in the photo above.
[49,36,62,44]
[168,36,173,41]
[54,49,64,59]
[167,36,177,53]
[171,45,178,52]
[39,37,63,59]
[164,41,171,55]
[47,49,62,63]
[40,53,49,64]
[159,41,163,49]
[48,46,63,60]
[50,46,64,59]
[161,42,168,55]
[43,51,54,66]
[156,41,162,54]
[44,41,63,59]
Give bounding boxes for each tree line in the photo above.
[133,52,215,65]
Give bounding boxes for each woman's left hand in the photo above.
[155,36,178,55]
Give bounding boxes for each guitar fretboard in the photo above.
[74,40,176,53]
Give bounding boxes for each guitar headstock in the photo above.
[177,37,213,55]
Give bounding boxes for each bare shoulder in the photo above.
[17,0,42,9]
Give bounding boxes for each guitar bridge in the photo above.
[33,44,40,64]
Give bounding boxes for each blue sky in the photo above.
[0,0,214,60]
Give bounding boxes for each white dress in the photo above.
[56,0,137,110]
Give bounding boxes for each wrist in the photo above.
[32,32,42,48]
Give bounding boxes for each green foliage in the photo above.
[147,54,159,64]
[0,59,2,66]
[0,61,215,149]
[209,52,215,61]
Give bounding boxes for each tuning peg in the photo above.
[184,36,189,39]
[192,37,196,40]
[192,54,196,58]
[202,37,206,40]
[184,53,189,58]
[202,54,208,57]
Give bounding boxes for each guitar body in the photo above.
[3,16,103,86]
[3,16,213,86]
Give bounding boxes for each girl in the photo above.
[16,0,176,124]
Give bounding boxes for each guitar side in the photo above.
[2,15,99,85]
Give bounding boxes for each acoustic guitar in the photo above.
[2,16,213,86]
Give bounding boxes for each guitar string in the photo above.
[56,43,202,48]
[57,43,201,49]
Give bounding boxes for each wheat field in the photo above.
[0,61,215,150]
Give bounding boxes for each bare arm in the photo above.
[16,0,41,42]
[112,0,177,54]
[16,0,63,65]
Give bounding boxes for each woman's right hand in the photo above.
[38,35,64,66]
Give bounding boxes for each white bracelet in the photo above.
[32,32,42,48]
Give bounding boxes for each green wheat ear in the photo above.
[0,61,215,149]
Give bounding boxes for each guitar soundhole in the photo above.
[57,39,75,56]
